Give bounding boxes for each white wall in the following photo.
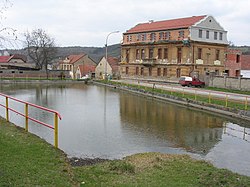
[190,16,228,45]
[241,70,250,78]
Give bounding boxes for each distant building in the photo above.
[241,55,250,78]
[0,54,35,70]
[225,49,242,77]
[120,15,228,80]
[59,54,96,79]
[95,56,119,79]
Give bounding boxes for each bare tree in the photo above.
[24,29,57,72]
[0,0,17,48]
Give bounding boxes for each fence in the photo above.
[0,92,62,148]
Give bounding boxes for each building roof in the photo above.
[107,56,119,72]
[125,15,207,34]
[78,64,96,75]
[0,56,11,63]
[0,54,27,63]
[68,54,86,64]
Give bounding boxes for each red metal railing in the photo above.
[0,92,62,148]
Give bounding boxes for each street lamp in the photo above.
[105,30,119,80]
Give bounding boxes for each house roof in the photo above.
[125,15,207,34]
[106,56,119,72]
[78,64,96,75]
[0,56,11,63]
[68,54,86,64]
[0,54,27,63]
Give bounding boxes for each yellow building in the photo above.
[120,15,228,80]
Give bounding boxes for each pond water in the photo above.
[0,82,250,176]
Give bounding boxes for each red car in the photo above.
[179,76,205,87]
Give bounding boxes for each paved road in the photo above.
[114,79,250,103]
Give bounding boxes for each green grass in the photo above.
[73,153,250,187]
[206,87,250,95]
[1,117,250,186]
[0,117,75,186]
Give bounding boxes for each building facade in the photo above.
[120,15,228,80]
[241,55,250,78]
[225,49,242,77]
[95,56,119,79]
[59,54,96,79]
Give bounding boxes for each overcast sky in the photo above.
[1,0,250,48]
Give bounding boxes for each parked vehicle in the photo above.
[179,76,205,87]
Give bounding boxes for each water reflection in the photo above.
[119,93,224,155]
[0,83,250,176]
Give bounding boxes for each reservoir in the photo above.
[0,82,250,176]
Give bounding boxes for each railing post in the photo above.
[25,103,29,131]
[225,94,228,107]
[245,97,248,110]
[5,97,9,122]
[54,113,59,148]
[209,92,211,104]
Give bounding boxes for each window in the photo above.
[140,67,144,75]
[137,34,141,41]
[149,67,152,76]
[219,32,223,40]
[125,67,129,75]
[149,48,154,59]
[198,29,202,38]
[159,32,164,40]
[126,49,130,63]
[163,68,167,76]
[236,54,240,63]
[141,49,145,59]
[127,35,132,42]
[206,30,209,39]
[136,49,140,60]
[214,32,218,40]
[157,68,161,76]
[215,49,220,60]
[198,48,202,59]
[158,48,162,59]
[236,70,240,77]
[150,33,156,41]
[165,32,170,40]
[135,67,139,75]
[164,48,168,59]
[177,47,182,63]
[176,68,181,78]
[179,30,184,38]
[142,33,147,41]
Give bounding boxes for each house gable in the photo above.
[190,15,228,44]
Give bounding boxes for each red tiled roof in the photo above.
[0,56,11,63]
[125,15,207,34]
[68,54,86,64]
[107,56,119,72]
[78,64,96,75]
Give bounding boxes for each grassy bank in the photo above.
[96,80,250,111]
[0,117,75,186]
[1,117,250,186]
